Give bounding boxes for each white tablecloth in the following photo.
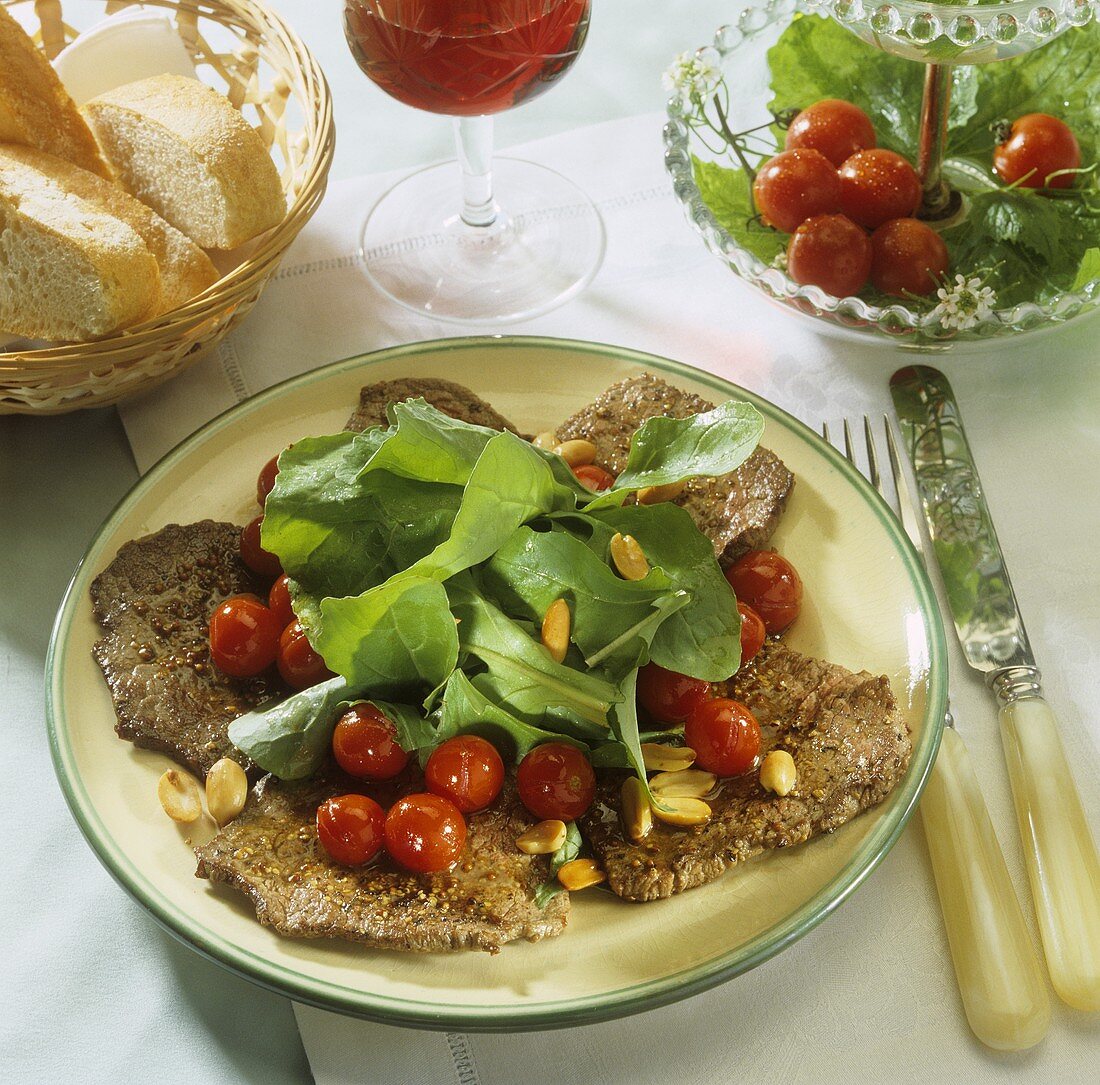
[117,112,1100,1083]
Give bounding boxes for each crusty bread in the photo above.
[0,6,111,178]
[0,147,160,341]
[84,74,287,249]
[0,145,220,316]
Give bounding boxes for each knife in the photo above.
[891,364,1100,1013]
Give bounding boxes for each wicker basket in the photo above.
[0,0,335,415]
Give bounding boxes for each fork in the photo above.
[824,417,1050,1051]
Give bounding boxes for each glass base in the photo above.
[359,157,606,324]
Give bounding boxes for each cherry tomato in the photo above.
[786,213,871,297]
[994,113,1080,190]
[737,602,767,665]
[725,550,804,634]
[516,742,596,821]
[637,662,711,724]
[208,594,281,677]
[384,793,467,873]
[752,148,841,234]
[256,454,280,508]
[425,735,505,813]
[332,703,409,780]
[316,793,385,866]
[277,619,335,690]
[870,218,949,298]
[837,149,921,229]
[785,98,876,167]
[685,698,762,777]
[572,464,616,492]
[268,574,294,628]
[240,514,282,579]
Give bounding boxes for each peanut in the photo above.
[541,598,571,664]
[649,768,717,799]
[759,750,797,796]
[206,757,248,827]
[610,532,649,581]
[650,795,712,827]
[621,776,652,843]
[157,768,202,824]
[554,439,597,467]
[637,480,686,505]
[640,743,696,772]
[533,430,559,450]
[557,858,607,891]
[516,820,568,855]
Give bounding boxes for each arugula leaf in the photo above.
[312,575,459,695]
[370,700,438,756]
[435,670,582,764]
[228,676,356,780]
[606,670,652,798]
[449,580,618,736]
[692,158,785,265]
[479,526,678,672]
[1073,248,1100,291]
[588,503,741,681]
[595,400,764,499]
[534,820,583,908]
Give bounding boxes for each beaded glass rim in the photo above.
[662,0,1100,347]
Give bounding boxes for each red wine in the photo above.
[344,0,590,116]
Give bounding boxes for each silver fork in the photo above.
[824,416,1050,1051]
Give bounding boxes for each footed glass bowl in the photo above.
[663,0,1100,349]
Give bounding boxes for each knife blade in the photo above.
[891,364,1100,1013]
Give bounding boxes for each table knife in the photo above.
[891,364,1100,1012]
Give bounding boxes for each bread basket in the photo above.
[0,0,334,415]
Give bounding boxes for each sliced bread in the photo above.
[0,6,112,178]
[0,148,160,341]
[0,144,220,315]
[84,74,287,249]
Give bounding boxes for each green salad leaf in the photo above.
[692,158,785,265]
[228,676,356,780]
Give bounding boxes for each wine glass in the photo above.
[343,0,605,324]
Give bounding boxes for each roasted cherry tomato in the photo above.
[784,98,876,167]
[752,148,840,234]
[870,218,949,298]
[994,113,1080,190]
[425,735,505,813]
[240,514,282,579]
[725,550,803,634]
[637,662,711,724]
[516,742,596,821]
[685,698,762,777]
[316,794,386,866]
[208,594,281,677]
[257,454,280,508]
[737,602,767,665]
[277,619,335,690]
[786,213,872,297]
[838,149,921,229]
[572,463,616,492]
[332,703,409,780]
[384,793,467,873]
[268,573,294,628]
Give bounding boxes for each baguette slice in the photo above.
[0,145,219,315]
[0,6,111,178]
[84,74,286,249]
[0,148,159,341]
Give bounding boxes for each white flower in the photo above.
[930,274,997,330]
[662,48,721,112]
[771,249,789,271]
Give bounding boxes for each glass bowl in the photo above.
[662,0,1100,349]
[806,0,1096,64]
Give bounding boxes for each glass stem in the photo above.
[917,63,952,217]
[454,116,496,228]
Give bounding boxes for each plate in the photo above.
[47,337,947,1030]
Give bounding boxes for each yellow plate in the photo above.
[47,337,947,1029]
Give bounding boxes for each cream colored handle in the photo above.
[1000,696,1100,1011]
[921,727,1050,1049]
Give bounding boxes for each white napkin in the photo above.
[116,114,1100,1084]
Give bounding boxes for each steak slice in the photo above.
[554,374,794,565]
[344,377,522,434]
[90,521,278,778]
[583,641,911,901]
[195,773,568,953]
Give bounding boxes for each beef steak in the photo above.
[344,376,522,434]
[90,521,278,778]
[583,641,912,901]
[554,374,794,565]
[195,774,568,953]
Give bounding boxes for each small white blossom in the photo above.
[930,274,997,330]
[662,49,721,112]
[771,249,789,271]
